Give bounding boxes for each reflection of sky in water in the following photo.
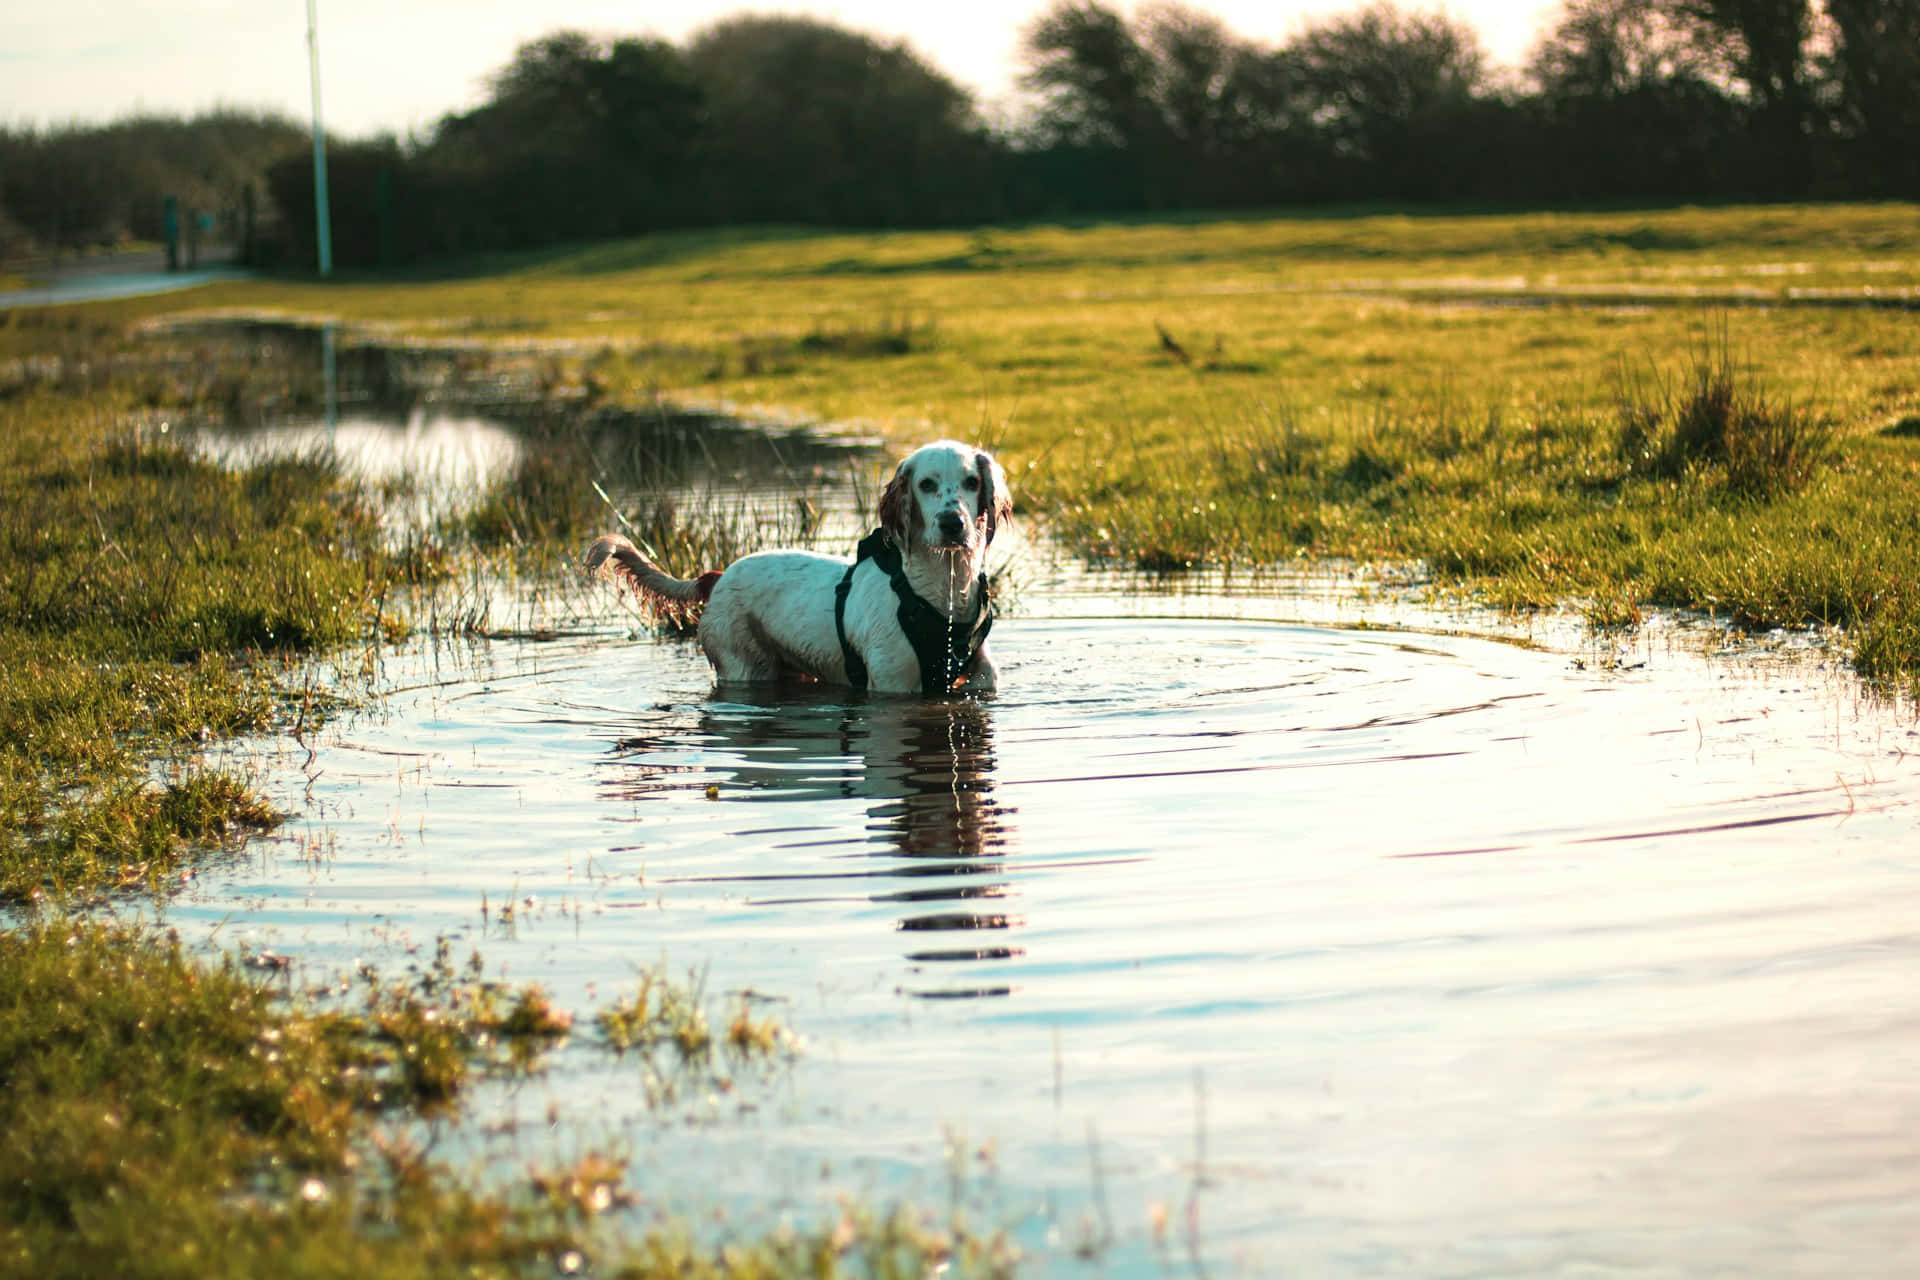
[174,579,1920,1276]
[192,410,523,532]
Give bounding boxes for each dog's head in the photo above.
[878,440,1012,554]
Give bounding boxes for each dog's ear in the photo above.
[878,456,914,543]
[975,450,1012,543]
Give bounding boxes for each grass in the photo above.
[3,920,1004,1279]
[595,967,796,1089]
[0,382,393,900]
[7,203,1917,843]
[15,209,1920,680]
[0,919,567,1277]
[1614,325,1838,498]
[378,202,1914,690]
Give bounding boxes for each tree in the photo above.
[1287,3,1489,198]
[1670,0,1816,193]
[686,15,988,226]
[1138,2,1286,200]
[1021,1,1161,150]
[428,31,705,245]
[1823,0,1920,195]
[1020,2,1320,207]
[1528,0,1716,95]
[0,111,306,255]
[1525,0,1746,198]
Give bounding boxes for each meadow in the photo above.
[3,201,1920,1272]
[15,202,1917,676]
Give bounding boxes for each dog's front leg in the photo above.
[860,651,924,695]
[960,644,997,692]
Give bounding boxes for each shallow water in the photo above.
[167,406,1920,1275]
[168,577,1920,1275]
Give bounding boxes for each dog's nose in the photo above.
[937,510,966,542]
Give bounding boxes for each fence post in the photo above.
[163,195,180,271]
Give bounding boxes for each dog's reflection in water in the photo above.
[606,693,1019,997]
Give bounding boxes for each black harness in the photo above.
[834,527,993,695]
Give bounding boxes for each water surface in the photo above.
[171,405,1920,1276]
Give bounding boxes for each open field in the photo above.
[10,202,1920,683]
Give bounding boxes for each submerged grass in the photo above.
[3,920,1001,1279]
[0,383,392,900]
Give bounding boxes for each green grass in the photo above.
[185,202,1907,687]
[0,381,397,899]
[594,966,798,1104]
[17,204,1920,689]
[0,920,564,1277]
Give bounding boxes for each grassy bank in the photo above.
[0,381,389,899]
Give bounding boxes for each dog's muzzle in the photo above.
[936,511,968,545]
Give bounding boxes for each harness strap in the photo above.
[834,559,868,691]
[834,528,992,695]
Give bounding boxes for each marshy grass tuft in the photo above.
[595,966,796,1098]
[799,310,938,358]
[1846,583,1920,694]
[352,936,573,1107]
[1616,331,1836,499]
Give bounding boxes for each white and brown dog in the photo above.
[585,440,1010,695]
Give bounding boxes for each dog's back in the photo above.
[698,550,858,684]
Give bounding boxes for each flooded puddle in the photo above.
[170,396,1920,1275]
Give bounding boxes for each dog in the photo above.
[585,440,1010,695]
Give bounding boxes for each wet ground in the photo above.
[167,399,1920,1276]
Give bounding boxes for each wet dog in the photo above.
[585,440,1010,694]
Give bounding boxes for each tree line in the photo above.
[4,1,1917,270]
[0,110,306,263]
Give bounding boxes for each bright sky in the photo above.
[2,1,1560,138]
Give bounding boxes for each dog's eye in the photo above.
[917,477,938,494]
[962,475,980,491]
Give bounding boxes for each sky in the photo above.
[2,1,1560,139]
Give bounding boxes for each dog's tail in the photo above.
[583,534,722,624]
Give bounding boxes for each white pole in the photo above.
[322,322,338,437]
[306,0,334,278]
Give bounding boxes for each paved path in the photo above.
[1,249,251,309]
